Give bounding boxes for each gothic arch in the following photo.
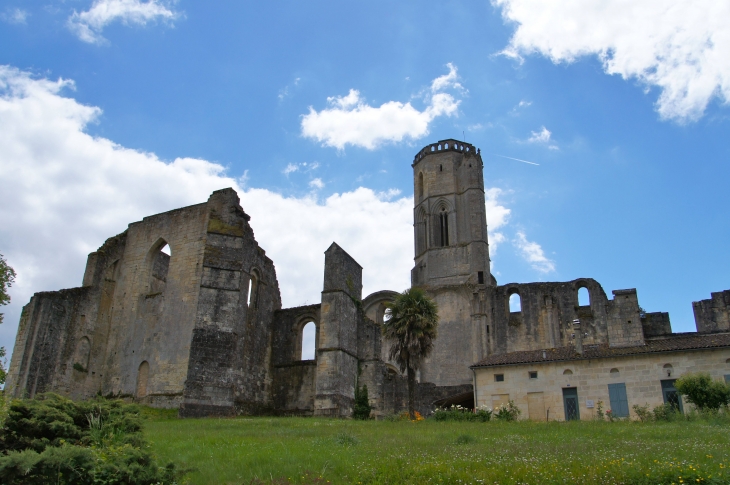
[136,361,150,398]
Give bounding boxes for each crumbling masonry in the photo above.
[7,140,730,417]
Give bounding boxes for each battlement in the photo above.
[412,139,481,165]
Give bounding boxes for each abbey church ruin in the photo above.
[7,140,730,420]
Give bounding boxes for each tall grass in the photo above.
[145,415,730,484]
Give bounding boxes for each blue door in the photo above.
[608,383,629,417]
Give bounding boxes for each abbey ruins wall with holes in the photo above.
[6,139,730,419]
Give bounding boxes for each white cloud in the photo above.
[1,8,28,24]
[493,0,730,122]
[301,64,462,150]
[283,161,319,175]
[513,231,555,273]
[67,0,177,44]
[278,77,301,101]
[485,188,510,254]
[308,178,324,189]
[0,66,516,360]
[527,126,551,144]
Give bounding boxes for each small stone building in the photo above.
[6,139,730,419]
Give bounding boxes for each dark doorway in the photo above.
[562,388,580,421]
[661,379,683,412]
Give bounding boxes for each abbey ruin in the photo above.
[7,140,730,419]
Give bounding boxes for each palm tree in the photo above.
[383,287,439,419]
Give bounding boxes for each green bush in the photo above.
[352,385,371,420]
[0,393,184,484]
[632,403,652,422]
[494,400,521,422]
[653,403,682,422]
[675,373,730,410]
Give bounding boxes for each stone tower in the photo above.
[411,139,492,386]
[411,139,491,288]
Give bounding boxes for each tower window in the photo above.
[478,271,484,284]
[439,164,443,172]
[439,209,449,246]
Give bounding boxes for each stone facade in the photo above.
[472,338,730,421]
[6,139,730,419]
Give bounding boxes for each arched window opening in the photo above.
[136,361,149,398]
[149,241,170,295]
[415,208,427,254]
[563,369,573,376]
[663,363,674,377]
[73,337,91,372]
[248,271,259,309]
[610,368,620,377]
[417,172,424,199]
[300,321,316,360]
[439,208,449,247]
[578,287,590,306]
[509,293,522,313]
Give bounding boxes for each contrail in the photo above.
[493,154,539,166]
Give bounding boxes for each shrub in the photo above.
[632,403,652,422]
[675,373,730,410]
[494,401,521,422]
[432,405,490,422]
[0,393,185,484]
[653,403,682,422]
[352,384,371,420]
[595,400,605,421]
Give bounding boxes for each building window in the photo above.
[509,292,522,313]
[494,374,504,382]
[563,369,573,376]
[608,383,629,417]
[478,271,484,284]
[529,371,538,379]
[578,287,590,306]
[439,209,449,246]
[725,374,730,384]
[661,379,684,413]
[300,321,316,360]
[610,368,620,377]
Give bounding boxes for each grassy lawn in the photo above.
[145,414,730,485]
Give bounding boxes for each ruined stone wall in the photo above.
[271,304,321,415]
[313,244,362,417]
[99,200,210,408]
[642,312,672,338]
[693,290,730,333]
[180,188,282,417]
[6,232,127,400]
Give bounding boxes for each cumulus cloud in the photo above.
[1,8,28,24]
[301,64,462,150]
[0,66,517,359]
[513,231,555,273]
[527,126,551,143]
[68,0,178,44]
[493,0,730,122]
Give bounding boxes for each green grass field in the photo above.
[144,414,730,485]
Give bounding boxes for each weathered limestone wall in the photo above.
[6,232,127,400]
[693,290,730,333]
[271,304,321,415]
[99,199,210,408]
[314,243,362,417]
[180,188,282,417]
[474,347,730,421]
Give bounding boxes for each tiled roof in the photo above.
[470,332,730,368]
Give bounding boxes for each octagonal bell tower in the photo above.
[411,139,492,288]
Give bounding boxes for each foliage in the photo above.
[352,384,371,420]
[594,400,605,420]
[145,415,730,485]
[675,372,730,410]
[0,393,185,484]
[334,431,358,447]
[653,403,684,422]
[632,403,652,422]
[493,400,521,421]
[432,405,491,422]
[0,253,16,385]
[382,287,439,419]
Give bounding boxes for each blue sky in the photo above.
[1,0,729,357]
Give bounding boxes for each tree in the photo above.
[382,287,439,420]
[0,253,17,385]
[675,372,730,410]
